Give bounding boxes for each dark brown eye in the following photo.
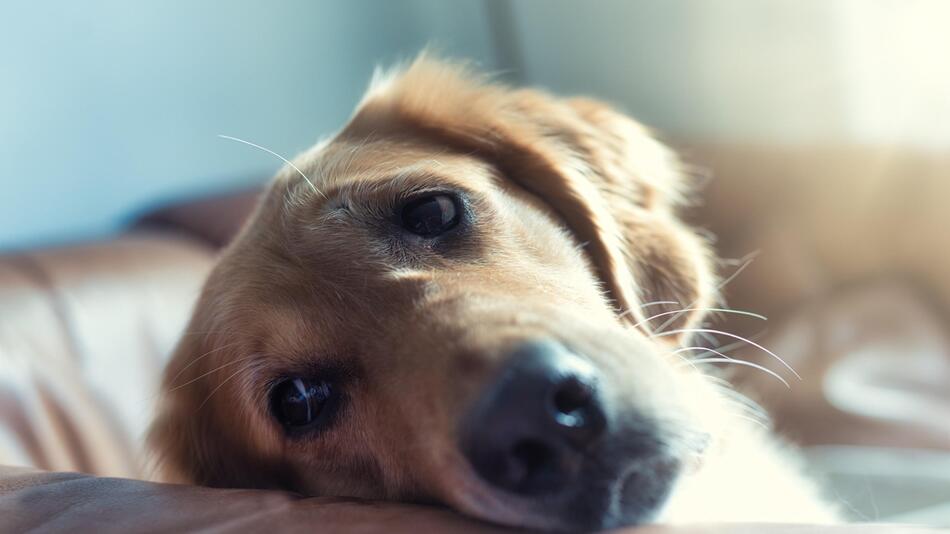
[271,378,334,430]
[400,193,460,237]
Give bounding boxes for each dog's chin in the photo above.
[608,458,683,528]
[450,458,684,532]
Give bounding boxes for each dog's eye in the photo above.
[271,378,334,430]
[400,193,460,237]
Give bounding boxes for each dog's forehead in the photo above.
[304,139,496,192]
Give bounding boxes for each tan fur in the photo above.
[149,56,836,528]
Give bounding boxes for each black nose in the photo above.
[462,340,609,496]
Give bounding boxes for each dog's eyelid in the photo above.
[265,358,361,386]
[396,186,468,206]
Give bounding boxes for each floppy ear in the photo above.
[345,58,716,336]
[565,97,718,334]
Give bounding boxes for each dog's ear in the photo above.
[564,97,717,335]
[346,58,715,336]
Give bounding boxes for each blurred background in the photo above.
[2,0,949,527]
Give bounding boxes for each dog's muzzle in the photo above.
[460,339,682,529]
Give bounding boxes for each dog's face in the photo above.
[150,59,724,531]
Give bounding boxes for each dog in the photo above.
[149,56,838,531]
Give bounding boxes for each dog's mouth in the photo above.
[449,430,689,532]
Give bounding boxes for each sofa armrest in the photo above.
[134,188,261,248]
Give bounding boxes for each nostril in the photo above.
[551,377,594,428]
[548,376,607,446]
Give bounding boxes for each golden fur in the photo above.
[149,56,837,529]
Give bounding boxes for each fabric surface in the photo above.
[0,233,214,478]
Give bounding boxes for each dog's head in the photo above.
[150,58,728,530]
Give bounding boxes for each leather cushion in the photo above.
[0,466,929,533]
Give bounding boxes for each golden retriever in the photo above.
[149,56,837,530]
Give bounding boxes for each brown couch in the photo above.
[2,145,948,532]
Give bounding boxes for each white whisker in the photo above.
[655,328,802,380]
[218,134,325,198]
[714,252,761,294]
[168,355,256,393]
[728,412,771,430]
[654,251,760,332]
[631,307,767,330]
[711,383,770,420]
[710,331,769,355]
[196,360,257,412]
[672,345,789,388]
[695,330,720,346]
[639,300,681,309]
[677,356,790,388]
[166,341,244,388]
[672,353,701,373]
[671,345,738,361]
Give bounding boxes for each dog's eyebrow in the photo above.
[322,167,474,203]
[390,158,446,176]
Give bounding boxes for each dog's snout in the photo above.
[462,340,608,496]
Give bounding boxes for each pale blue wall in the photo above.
[7,1,946,250]
[0,0,499,250]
